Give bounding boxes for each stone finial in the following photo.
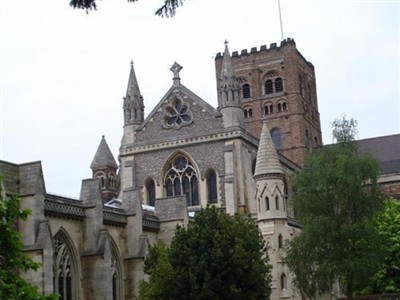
[170,62,183,87]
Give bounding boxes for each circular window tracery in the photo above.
[163,99,193,129]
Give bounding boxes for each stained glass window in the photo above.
[165,155,199,206]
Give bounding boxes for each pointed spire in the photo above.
[218,40,240,110]
[90,135,118,170]
[126,61,142,100]
[124,61,144,125]
[254,120,283,178]
[220,40,234,80]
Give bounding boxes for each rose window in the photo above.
[164,99,193,129]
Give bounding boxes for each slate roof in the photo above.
[357,134,400,175]
[90,136,118,170]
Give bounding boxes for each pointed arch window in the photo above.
[271,128,282,150]
[275,195,280,210]
[242,83,251,99]
[53,234,74,300]
[110,245,122,300]
[206,170,218,204]
[145,179,156,206]
[99,176,105,188]
[281,273,287,290]
[265,196,270,211]
[278,234,283,249]
[165,155,199,206]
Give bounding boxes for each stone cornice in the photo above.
[120,128,259,156]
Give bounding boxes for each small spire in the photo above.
[220,41,233,80]
[170,62,183,87]
[254,120,283,178]
[90,136,118,170]
[126,60,141,99]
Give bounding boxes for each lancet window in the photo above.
[145,179,156,206]
[53,234,74,300]
[271,128,282,149]
[165,155,199,206]
[206,169,218,204]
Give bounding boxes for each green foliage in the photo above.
[0,184,58,300]
[139,241,174,300]
[332,116,358,143]
[139,206,272,300]
[285,118,384,299]
[363,198,400,294]
[69,0,184,17]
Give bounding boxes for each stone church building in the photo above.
[1,38,399,300]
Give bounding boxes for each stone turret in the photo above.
[218,41,244,128]
[122,61,144,148]
[254,119,291,299]
[254,119,286,220]
[90,135,118,202]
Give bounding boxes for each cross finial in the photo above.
[130,60,134,67]
[224,39,229,46]
[170,62,183,79]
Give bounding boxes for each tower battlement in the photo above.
[215,38,313,69]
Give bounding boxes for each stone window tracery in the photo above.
[53,234,73,300]
[164,155,199,206]
[163,99,193,129]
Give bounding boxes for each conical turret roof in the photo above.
[254,120,283,177]
[90,136,118,170]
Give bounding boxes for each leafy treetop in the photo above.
[139,206,272,300]
[69,0,184,17]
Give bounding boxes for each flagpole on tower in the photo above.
[278,0,284,40]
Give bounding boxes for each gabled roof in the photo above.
[357,134,400,175]
[138,83,221,131]
[90,136,118,170]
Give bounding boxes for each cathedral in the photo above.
[1,38,399,300]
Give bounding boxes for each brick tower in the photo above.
[215,38,322,166]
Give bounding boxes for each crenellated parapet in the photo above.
[215,38,313,69]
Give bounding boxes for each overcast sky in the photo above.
[1,0,399,198]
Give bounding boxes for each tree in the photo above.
[139,240,174,300]
[139,206,272,300]
[0,183,57,300]
[362,197,400,294]
[285,117,385,299]
[70,0,184,17]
